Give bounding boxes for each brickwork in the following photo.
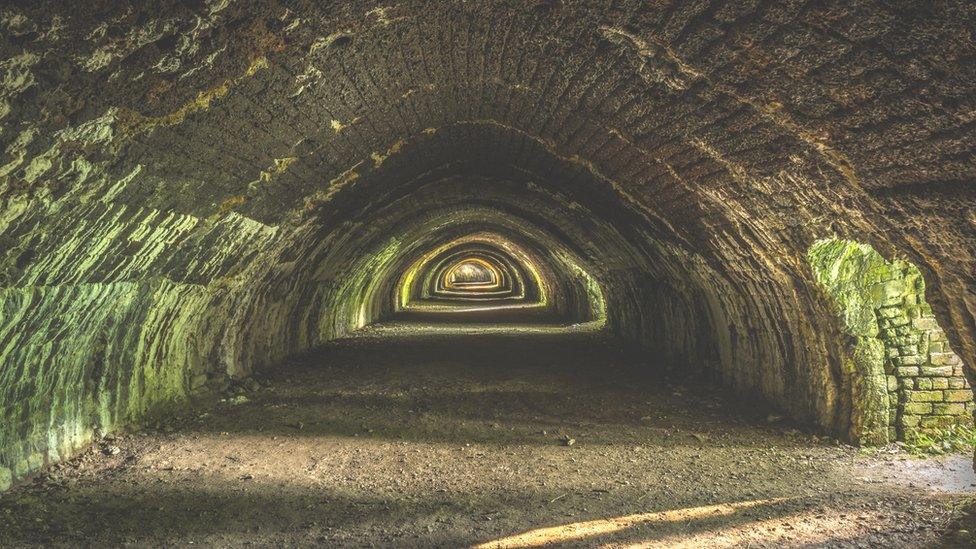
[1,1,975,486]
[878,290,973,439]
[810,239,972,444]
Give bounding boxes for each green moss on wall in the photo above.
[321,237,403,337]
[0,281,209,486]
[809,239,972,444]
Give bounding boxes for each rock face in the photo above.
[810,239,972,445]
[0,1,974,488]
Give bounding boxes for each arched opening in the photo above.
[808,238,974,448]
[445,259,499,288]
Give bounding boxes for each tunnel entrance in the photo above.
[808,238,974,447]
[445,259,498,287]
[388,228,607,327]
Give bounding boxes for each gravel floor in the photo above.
[1,324,973,547]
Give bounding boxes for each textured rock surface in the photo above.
[1,0,974,487]
[809,239,972,444]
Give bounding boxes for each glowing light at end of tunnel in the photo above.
[443,257,503,291]
[396,232,549,311]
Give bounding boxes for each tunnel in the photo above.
[1,1,976,546]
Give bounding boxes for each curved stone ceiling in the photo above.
[0,0,974,487]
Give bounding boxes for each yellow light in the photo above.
[443,257,503,291]
[395,232,548,310]
[473,498,788,549]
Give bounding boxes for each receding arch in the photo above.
[0,4,974,526]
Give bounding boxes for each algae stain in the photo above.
[310,31,355,54]
[217,194,246,214]
[301,163,364,212]
[370,138,406,169]
[365,6,408,27]
[258,156,297,183]
[122,56,269,134]
[328,168,360,193]
[273,156,297,172]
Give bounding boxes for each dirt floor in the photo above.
[1,323,975,548]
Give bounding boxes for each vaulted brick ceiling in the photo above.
[0,0,974,486]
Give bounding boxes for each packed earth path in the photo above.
[1,323,974,548]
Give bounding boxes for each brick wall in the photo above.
[810,239,973,444]
[878,293,973,439]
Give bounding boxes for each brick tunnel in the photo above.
[1,1,976,546]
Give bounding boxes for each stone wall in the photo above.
[878,286,972,439]
[809,239,972,444]
[2,0,976,489]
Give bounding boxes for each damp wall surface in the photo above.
[810,239,972,445]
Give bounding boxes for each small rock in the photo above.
[103,446,121,456]
[561,435,576,447]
